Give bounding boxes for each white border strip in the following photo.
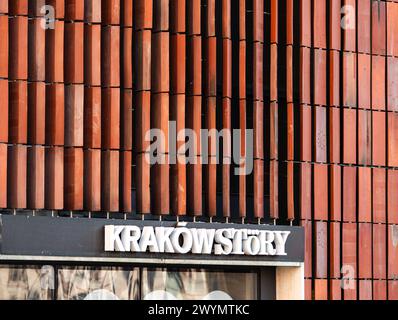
[0,255,302,267]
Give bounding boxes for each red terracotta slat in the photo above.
[300,48,311,104]
[47,0,65,19]
[388,113,398,167]
[373,168,386,223]
[301,220,312,278]
[359,280,372,300]
[254,159,264,219]
[28,82,45,145]
[373,223,387,280]
[64,147,84,210]
[102,88,120,150]
[170,93,186,154]
[205,97,216,217]
[329,279,342,300]
[9,81,28,144]
[239,100,246,217]
[388,170,398,225]
[270,44,278,101]
[187,159,203,216]
[170,0,186,34]
[343,108,357,164]
[269,160,279,219]
[102,25,120,87]
[357,0,370,54]
[287,103,294,161]
[84,87,101,149]
[387,1,398,57]
[373,111,386,166]
[120,150,132,212]
[343,166,357,223]
[358,54,370,110]
[342,222,357,280]
[328,107,340,163]
[171,34,186,94]
[0,15,8,78]
[0,144,6,208]
[388,57,398,112]
[151,93,169,154]
[373,280,387,300]
[84,24,101,86]
[27,146,44,209]
[64,22,84,84]
[253,0,263,43]
[9,0,28,15]
[358,223,372,279]
[330,222,341,278]
[85,0,102,23]
[253,101,264,160]
[122,27,133,89]
[134,30,152,91]
[101,150,119,212]
[45,83,64,146]
[388,225,398,279]
[9,16,28,81]
[304,279,312,300]
[286,46,293,103]
[136,153,150,214]
[152,31,170,93]
[102,0,120,25]
[329,0,341,50]
[372,56,385,111]
[134,0,153,30]
[389,281,398,300]
[330,165,341,221]
[329,51,340,107]
[343,0,356,52]
[187,0,201,36]
[314,49,326,106]
[271,0,278,44]
[270,102,278,160]
[28,0,46,17]
[313,0,326,49]
[314,163,328,221]
[121,90,132,151]
[135,91,151,153]
[314,279,328,301]
[287,161,295,221]
[171,155,187,216]
[300,104,311,161]
[122,0,133,27]
[315,221,328,279]
[45,147,64,210]
[314,106,327,163]
[372,0,386,55]
[7,145,27,209]
[65,0,84,21]
[45,20,64,83]
[253,42,263,102]
[84,149,101,211]
[151,162,170,216]
[28,18,45,81]
[65,84,84,147]
[0,80,9,143]
[187,35,202,95]
[300,162,311,220]
[342,52,357,108]
[358,167,371,222]
[153,0,169,32]
[0,0,8,13]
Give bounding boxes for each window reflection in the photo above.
[57,267,140,300]
[142,268,258,300]
[0,266,53,300]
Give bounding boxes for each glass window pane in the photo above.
[142,268,258,300]
[0,265,54,300]
[57,266,140,300]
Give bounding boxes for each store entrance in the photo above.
[0,264,275,300]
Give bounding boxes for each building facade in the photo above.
[0,0,396,300]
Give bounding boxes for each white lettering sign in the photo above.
[105,225,291,257]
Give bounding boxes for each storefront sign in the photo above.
[105,225,290,256]
[0,215,304,266]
